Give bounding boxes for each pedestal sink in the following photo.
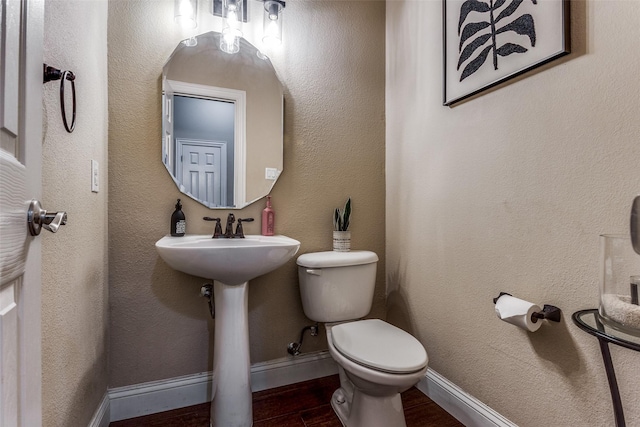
[155,234,300,427]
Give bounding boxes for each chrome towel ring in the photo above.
[43,64,76,133]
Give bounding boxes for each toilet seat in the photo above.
[330,319,427,374]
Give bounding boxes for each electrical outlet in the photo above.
[91,160,99,193]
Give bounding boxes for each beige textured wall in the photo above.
[108,0,385,387]
[387,1,640,426]
[42,1,109,426]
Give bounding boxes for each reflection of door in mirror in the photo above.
[177,139,228,207]
[173,95,234,207]
[162,79,246,208]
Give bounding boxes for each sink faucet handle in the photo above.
[234,218,254,238]
[203,216,223,238]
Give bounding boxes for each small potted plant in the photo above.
[333,197,351,251]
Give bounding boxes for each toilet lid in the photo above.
[331,319,428,374]
[297,251,378,268]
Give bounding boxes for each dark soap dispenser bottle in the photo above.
[171,198,186,236]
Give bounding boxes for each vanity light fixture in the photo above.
[261,0,285,47]
[211,0,286,55]
[220,0,244,54]
[174,0,198,46]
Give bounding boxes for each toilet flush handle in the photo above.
[306,269,322,276]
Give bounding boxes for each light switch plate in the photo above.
[265,168,279,180]
[91,160,99,193]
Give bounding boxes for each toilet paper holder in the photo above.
[493,292,562,323]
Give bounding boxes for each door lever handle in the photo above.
[27,200,67,236]
[43,211,67,233]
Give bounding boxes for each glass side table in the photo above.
[572,309,640,427]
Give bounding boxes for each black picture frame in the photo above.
[443,0,570,106]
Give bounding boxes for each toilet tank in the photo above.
[297,251,378,323]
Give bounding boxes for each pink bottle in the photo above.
[262,196,275,236]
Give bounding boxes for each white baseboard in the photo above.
[87,392,110,427]
[91,353,514,427]
[108,350,338,422]
[250,349,338,392]
[109,371,213,422]
[417,369,517,427]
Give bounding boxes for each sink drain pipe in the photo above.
[287,323,319,356]
[201,283,215,319]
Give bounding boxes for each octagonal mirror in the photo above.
[162,31,283,208]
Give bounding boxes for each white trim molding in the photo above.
[109,371,212,422]
[108,351,338,422]
[417,369,517,427]
[91,353,514,426]
[87,392,110,427]
[250,349,338,392]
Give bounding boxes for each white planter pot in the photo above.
[333,231,351,252]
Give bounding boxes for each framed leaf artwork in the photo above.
[443,0,570,106]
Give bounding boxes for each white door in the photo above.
[161,90,174,172]
[178,139,228,207]
[0,0,44,426]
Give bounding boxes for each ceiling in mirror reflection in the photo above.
[162,31,284,209]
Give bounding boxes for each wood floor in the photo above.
[110,375,464,427]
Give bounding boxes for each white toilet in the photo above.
[297,251,428,427]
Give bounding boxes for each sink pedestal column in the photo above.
[211,281,252,427]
